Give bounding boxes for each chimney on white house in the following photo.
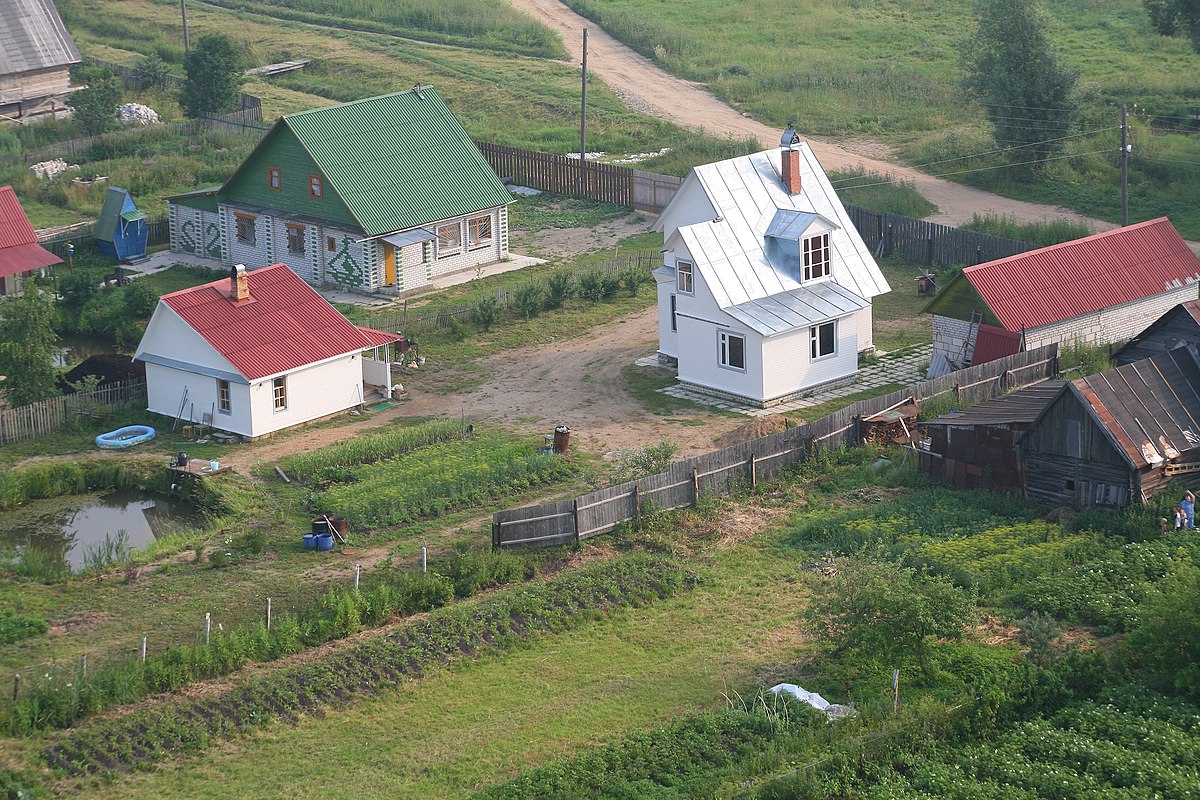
[231,264,250,301]
[781,123,802,195]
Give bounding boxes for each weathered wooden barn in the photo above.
[0,0,80,122]
[1112,299,1200,366]
[921,381,1064,492]
[1017,347,1200,508]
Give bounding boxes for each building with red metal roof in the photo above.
[134,263,402,439]
[923,218,1200,371]
[0,185,63,296]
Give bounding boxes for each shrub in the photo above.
[471,295,501,331]
[514,284,545,320]
[546,270,575,308]
[578,271,604,303]
[0,612,49,645]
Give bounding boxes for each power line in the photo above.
[833,147,1117,191]
[1132,153,1200,169]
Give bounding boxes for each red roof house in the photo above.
[924,218,1200,369]
[0,185,63,296]
[134,263,402,439]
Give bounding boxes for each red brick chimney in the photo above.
[781,123,802,195]
[231,264,250,301]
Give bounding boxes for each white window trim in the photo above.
[718,330,747,371]
[810,320,836,361]
[676,260,694,295]
[272,376,287,412]
[803,232,830,282]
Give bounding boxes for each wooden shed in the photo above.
[0,0,80,122]
[1017,347,1200,509]
[95,187,148,262]
[1112,299,1200,366]
[921,381,1064,492]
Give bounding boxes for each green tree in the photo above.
[181,34,246,117]
[132,54,175,90]
[514,284,545,321]
[804,559,976,678]
[0,286,62,407]
[471,296,501,331]
[70,75,123,135]
[1144,0,1200,52]
[1121,561,1200,700]
[962,0,1077,168]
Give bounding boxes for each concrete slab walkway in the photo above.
[640,344,933,417]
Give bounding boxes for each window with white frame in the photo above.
[719,330,745,370]
[676,260,694,294]
[803,233,830,281]
[810,321,836,360]
[217,379,231,413]
[436,222,462,257]
[467,215,492,248]
[272,376,287,411]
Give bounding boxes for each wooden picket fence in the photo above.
[842,205,1037,268]
[0,381,147,447]
[492,345,1058,548]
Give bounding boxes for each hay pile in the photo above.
[713,414,790,448]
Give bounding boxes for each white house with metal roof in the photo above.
[0,0,80,121]
[652,133,890,406]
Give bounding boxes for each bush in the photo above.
[514,284,544,320]
[471,295,501,331]
[0,612,49,645]
[546,270,575,308]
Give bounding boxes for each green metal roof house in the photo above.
[167,87,513,293]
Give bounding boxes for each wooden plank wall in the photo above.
[843,205,1038,268]
[0,381,147,446]
[475,141,634,206]
[37,217,171,258]
[494,345,1060,548]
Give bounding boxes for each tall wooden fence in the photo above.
[366,249,660,335]
[0,381,147,447]
[36,216,171,258]
[493,345,1058,548]
[474,141,682,213]
[842,205,1038,268]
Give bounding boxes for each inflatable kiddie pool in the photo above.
[96,425,156,449]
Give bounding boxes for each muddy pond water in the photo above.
[0,490,199,572]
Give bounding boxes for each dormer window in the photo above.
[803,233,830,281]
[677,260,694,294]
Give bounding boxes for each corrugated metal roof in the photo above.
[1070,347,1200,469]
[724,280,868,335]
[382,229,435,247]
[0,0,80,75]
[926,381,1065,427]
[971,324,1022,365]
[665,145,889,330]
[0,185,61,275]
[156,263,393,381]
[280,87,514,237]
[1113,299,1200,365]
[95,187,133,239]
[964,218,1200,331]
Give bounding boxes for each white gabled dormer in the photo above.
[763,209,840,285]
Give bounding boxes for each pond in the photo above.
[0,490,199,573]
[54,334,118,368]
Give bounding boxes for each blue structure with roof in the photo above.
[95,186,148,261]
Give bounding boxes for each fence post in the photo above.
[632,484,640,524]
[491,520,500,550]
[141,634,147,663]
[692,467,700,506]
[749,454,757,488]
[421,546,427,574]
[204,612,211,645]
[354,563,361,591]
[885,223,893,257]
[572,499,581,547]
[926,236,934,265]
[266,597,272,631]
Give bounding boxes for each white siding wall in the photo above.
[247,356,364,438]
[654,272,678,359]
[654,173,717,241]
[138,306,239,375]
[143,363,256,436]
[675,269,766,400]
[1026,285,1200,350]
[855,304,875,353]
[761,310,860,401]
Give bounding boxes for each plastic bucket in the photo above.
[302,533,318,550]
[316,532,335,551]
[311,517,331,535]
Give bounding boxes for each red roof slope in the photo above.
[963,218,1200,331]
[971,324,1022,365]
[160,264,400,381]
[0,185,63,277]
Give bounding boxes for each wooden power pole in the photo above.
[580,28,588,196]
[181,0,190,50]
[1121,105,1129,227]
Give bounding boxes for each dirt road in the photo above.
[509,0,1117,231]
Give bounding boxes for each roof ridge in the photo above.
[283,86,436,119]
[160,263,288,300]
[963,217,1172,275]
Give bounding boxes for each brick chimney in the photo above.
[231,264,250,301]
[780,122,802,195]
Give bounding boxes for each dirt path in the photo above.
[509,0,1120,233]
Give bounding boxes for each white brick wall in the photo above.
[1026,284,1200,350]
[932,315,976,366]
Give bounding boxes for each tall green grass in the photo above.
[960,212,1093,246]
[277,418,467,481]
[0,460,161,512]
[830,167,936,217]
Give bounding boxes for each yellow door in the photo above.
[384,244,396,286]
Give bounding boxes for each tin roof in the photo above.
[659,145,889,336]
[269,87,513,236]
[1113,299,1200,365]
[95,187,135,240]
[156,263,400,381]
[960,218,1200,331]
[0,185,62,277]
[1069,347,1200,469]
[926,381,1065,428]
[0,0,80,75]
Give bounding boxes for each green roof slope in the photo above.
[283,87,513,236]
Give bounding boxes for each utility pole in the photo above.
[1121,105,1129,227]
[580,28,588,196]
[181,0,190,51]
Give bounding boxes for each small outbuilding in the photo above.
[921,381,1064,492]
[95,187,148,262]
[0,0,80,121]
[0,184,63,296]
[1112,299,1200,366]
[1017,347,1200,508]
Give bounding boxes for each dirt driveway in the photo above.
[509,0,1118,233]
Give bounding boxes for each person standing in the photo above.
[1182,491,1195,529]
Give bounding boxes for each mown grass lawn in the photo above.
[81,533,808,799]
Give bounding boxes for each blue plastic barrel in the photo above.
[316,532,334,551]
[303,533,318,550]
